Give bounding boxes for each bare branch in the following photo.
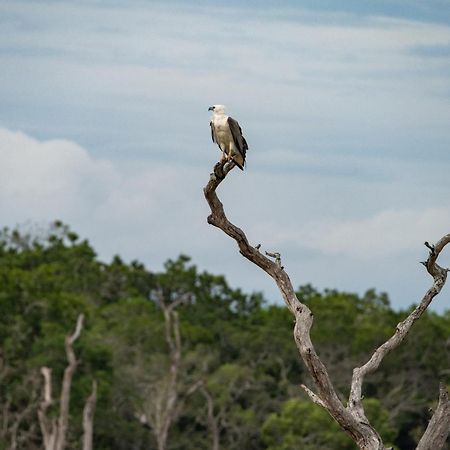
[38,367,57,450]
[173,379,203,424]
[138,296,195,450]
[300,384,327,408]
[38,314,86,450]
[203,162,449,450]
[185,379,203,398]
[56,313,85,450]
[349,235,450,419]
[203,163,384,449]
[416,383,450,450]
[41,367,52,408]
[82,380,97,450]
[69,314,84,345]
[265,251,283,269]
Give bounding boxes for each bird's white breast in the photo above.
[212,115,232,146]
[213,115,229,132]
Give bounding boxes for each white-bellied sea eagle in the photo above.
[208,105,248,170]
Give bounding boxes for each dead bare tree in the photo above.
[37,314,97,450]
[199,373,252,450]
[137,291,201,450]
[203,161,450,450]
[82,380,97,450]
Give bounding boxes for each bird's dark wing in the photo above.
[210,121,216,143]
[227,117,248,169]
[227,117,248,151]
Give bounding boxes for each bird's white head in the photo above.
[208,104,226,115]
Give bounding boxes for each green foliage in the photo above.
[364,398,396,445]
[261,397,396,450]
[0,223,448,450]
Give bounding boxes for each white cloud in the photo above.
[0,127,448,311]
[298,208,450,258]
[0,128,269,265]
[1,2,449,172]
[0,127,213,263]
[2,3,450,116]
[1,1,449,311]
[0,128,117,214]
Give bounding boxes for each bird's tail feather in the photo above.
[232,157,244,171]
[232,153,245,171]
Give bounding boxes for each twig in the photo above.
[300,384,326,408]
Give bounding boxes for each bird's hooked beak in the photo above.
[208,106,214,111]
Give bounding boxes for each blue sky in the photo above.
[1,0,449,311]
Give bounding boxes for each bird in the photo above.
[208,105,248,170]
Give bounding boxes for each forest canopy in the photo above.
[0,222,449,450]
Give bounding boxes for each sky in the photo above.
[1,0,449,312]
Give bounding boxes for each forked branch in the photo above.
[137,292,200,450]
[349,235,450,446]
[38,314,98,450]
[203,161,450,450]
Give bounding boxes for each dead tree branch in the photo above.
[203,161,450,450]
[349,236,450,443]
[137,293,199,450]
[38,314,97,450]
[200,385,220,450]
[416,383,450,450]
[82,380,97,450]
[37,367,57,450]
[56,313,84,450]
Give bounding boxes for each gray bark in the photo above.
[55,314,84,450]
[416,383,450,450]
[82,380,97,450]
[203,161,450,450]
[38,314,92,450]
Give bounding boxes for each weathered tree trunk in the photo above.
[203,161,450,450]
[82,380,97,450]
[137,293,201,450]
[416,383,450,450]
[38,314,98,450]
[55,314,84,450]
[37,366,57,450]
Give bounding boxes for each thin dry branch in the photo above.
[349,236,450,422]
[300,384,327,408]
[203,161,450,450]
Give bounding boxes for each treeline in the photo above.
[0,222,448,450]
